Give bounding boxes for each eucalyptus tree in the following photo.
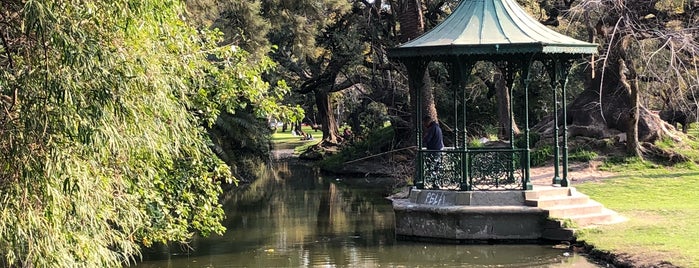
[0,0,291,266]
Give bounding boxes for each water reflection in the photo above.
[134,161,601,268]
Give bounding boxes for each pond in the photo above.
[134,160,602,267]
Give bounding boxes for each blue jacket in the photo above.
[423,122,444,150]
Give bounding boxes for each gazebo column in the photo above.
[558,60,573,187]
[450,62,460,149]
[406,59,430,189]
[453,58,473,191]
[501,64,515,144]
[521,58,534,190]
[501,62,517,185]
[546,59,562,185]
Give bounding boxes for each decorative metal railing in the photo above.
[417,148,527,191]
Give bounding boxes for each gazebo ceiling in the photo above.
[389,0,598,59]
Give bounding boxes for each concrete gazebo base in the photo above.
[391,188,593,242]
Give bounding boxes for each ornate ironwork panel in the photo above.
[468,149,525,190]
[417,148,526,191]
[419,150,463,190]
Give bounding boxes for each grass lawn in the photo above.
[575,162,699,267]
[271,125,319,153]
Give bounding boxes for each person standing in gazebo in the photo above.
[423,116,444,187]
[422,116,443,151]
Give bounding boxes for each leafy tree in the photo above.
[185,0,272,57]
[184,0,303,180]
[0,0,292,266]
[388,0,441,146]
[262,0,359,144]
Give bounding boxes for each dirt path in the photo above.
[530,161,614,186]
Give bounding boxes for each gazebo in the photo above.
[389,0,597,191]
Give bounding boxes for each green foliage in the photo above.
[569,148,599,162]
[601,156,658,171]
[531,145,554,166]
[514,132,541,149]
[352,102,389,136]
[189,0,272,56]
[320,126,395,170]
[655,135,699,164]
[262,0,352,61]
[468,138,486,148]
[209,112,276,181]
[0,0,294,267]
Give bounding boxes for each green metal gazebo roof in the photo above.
[389,0,598,59]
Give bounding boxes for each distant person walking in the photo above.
[342,128,353,142]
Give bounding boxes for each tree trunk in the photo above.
[396,0,425,43]
[628,77,643,157]
[494,67,520,139]
[559,41,669,145]
[533,0,688,162]
[315,90,342,144]
[393,0,438,147]
[421,70,438,122]
[618,36,643,158]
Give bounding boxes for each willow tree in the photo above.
[0,0,290,266]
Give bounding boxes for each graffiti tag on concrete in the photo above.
[424,192,451,206]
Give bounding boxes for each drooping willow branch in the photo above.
[0,29,17,108]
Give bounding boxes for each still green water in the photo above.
[134,161,601,268]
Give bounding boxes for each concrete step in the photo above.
[524,186,572,200]
[542,227,576,241]
[525,187,627,228]
[567,208,624,227]
[545,201,604,218]
[525,195,590,208]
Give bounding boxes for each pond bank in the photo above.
[284,148,683,268]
